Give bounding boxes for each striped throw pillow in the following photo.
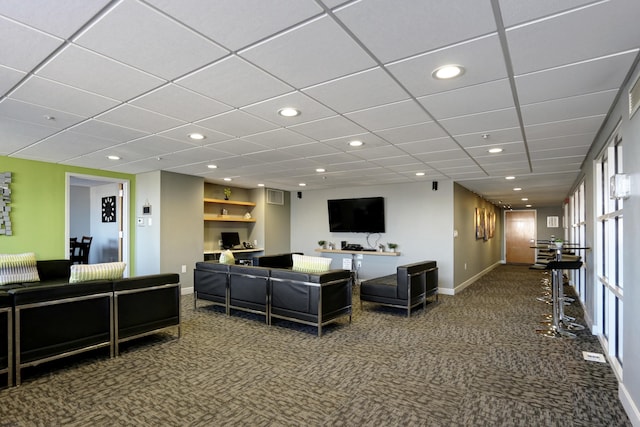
[0,252,40,286]
[292,254,332,274]
[69,262,126,283]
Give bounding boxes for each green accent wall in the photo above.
[0,156,136,268]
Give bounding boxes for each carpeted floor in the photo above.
[0,265,631,426]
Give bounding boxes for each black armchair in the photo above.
[0,292,12,388]
[360,261,438,317]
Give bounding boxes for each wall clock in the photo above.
[102,196,116,222]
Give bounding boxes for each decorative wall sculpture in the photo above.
[1,172,12,236]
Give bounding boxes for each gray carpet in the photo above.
[0,265,631,426]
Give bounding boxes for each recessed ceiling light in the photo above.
[223,178,232,182]
[432,64,465,80]
[416,172,425,176]
[488,148,503,154]
[299,183,306,187]
[316,168,326,173]
[525,204,532,207]
[513,187,522,191]
[278,107,300,117]
[505,176,516,180]
[44,115,56,121]
[521,198,529,201]
[107,155,120,160]
[207,164,217,169]
[348,140,364,147]
[257,183,265,187]
[188,133,205,140]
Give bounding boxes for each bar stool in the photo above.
[536,259,583,338]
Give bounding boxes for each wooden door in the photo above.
[505,210,536,264]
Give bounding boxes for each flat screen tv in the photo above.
[221,232,240,249]
[327,197,385,233]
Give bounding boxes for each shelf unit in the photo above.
[315,249,400,256]
[204,198,256,222]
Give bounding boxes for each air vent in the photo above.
[629,73,640,119]
[266,189,284,205]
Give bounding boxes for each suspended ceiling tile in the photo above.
[303,67,409,114]
[498,0,598,27]
[321,132,389,150]
[0,65,26,95]
[515,51,638,105]
[0,98,85,129]
[96,104,185,134]
[75,0,228,80]
[529,145,591,160]
[242,91,336,126]
[158,124,232,146]
[0,0,111,38]
[197,110,279,138]
[17,131,117,162]
[419,79,514,120]
[0,16,63,72]
[335,0,496,63]
[289,115,367,141]
[177,56,292,108]
[376,122,448,144]
[117,135,197,159]
[507,0,640,74]
[345,99,432,132]
[10,76,119,117]
[350,144,408,161]
[37,45,165,101]
[527,133,595,151]
[387,34,508,98]
[0,117,60,154]
[521,90,617,126]
[206,139,270,157]
[146,0,323,51]
[240,16,376,89]
[524,115,604,141]
[243,149,298,164]
[283,142,342,158]
[454,127,523,148]
[465,141,526,157]
[244,128,315,149]
[395,137,459,155]
[130,84,232,122]
[71,119,148,143]
[440,108,520,137]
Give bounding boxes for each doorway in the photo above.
[65,173,130,275]
[505,210,536,264]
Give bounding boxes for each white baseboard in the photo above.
[181,286,194,296]
[620,382,640,427]
[442,261,502,295]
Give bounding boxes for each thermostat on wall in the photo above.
[142,204,151,215]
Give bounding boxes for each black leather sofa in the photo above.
[2,260,180,386]
[194,259,352,336]
[0,291,12,388]
[360,261,438,317]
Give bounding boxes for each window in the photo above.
[594,128,624,377]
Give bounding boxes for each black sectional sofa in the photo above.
[1,259,180,387]
[360,260,438,317]
[194,259,352,336]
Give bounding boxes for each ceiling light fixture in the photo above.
[348,140,364,147]
[278,107,300,117]
[257,183,265,187]
[207,164,217,169]
[525,204,532,207]
[416,172,425,176]
[107,155,120,160]
[188,133,205,140]
[521,198,529,201]
[223,177,232,182]
[488,148,503,154]
[316,168,326,173]
[513,187,522,191]
[432,64,465,80]
[505,176,516,180]
[299,183,306,187]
